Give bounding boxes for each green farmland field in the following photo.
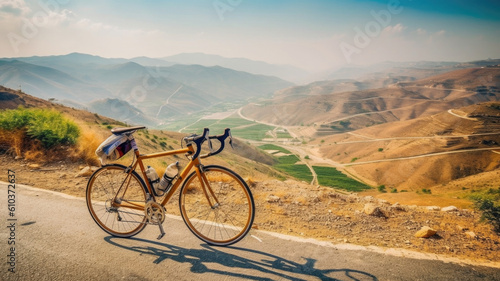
[313,166,370,192]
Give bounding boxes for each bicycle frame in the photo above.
[88,126,254,245]
[111,139,218,212]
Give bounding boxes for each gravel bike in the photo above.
[86,126,255,246]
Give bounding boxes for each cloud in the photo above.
[0,0,30,16]
[33,9,76,27]
[435,30,446,36]
[382,23,406,35]
[416,28,427,36]
[73,15,161,36]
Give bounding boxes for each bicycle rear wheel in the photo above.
[86,164,148,237]
[179,165,255,246]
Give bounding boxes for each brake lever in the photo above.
[229,130,234,149]
[207,134,214,152]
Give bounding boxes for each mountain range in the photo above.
[242,66,500,133]
[0,53,294,126]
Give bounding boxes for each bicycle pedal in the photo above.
[157,223,165,240]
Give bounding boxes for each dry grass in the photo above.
[0,129,25,157]
[73,125,106,166]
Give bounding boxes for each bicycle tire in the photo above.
[179,165,255,246]
[86,164,148,237]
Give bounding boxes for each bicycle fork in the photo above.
[197,166,220,209]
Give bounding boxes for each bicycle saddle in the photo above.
[111,126,146,135]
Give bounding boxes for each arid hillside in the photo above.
[0,87,279,181]
[241,68,500,133]
[309,102,500,203]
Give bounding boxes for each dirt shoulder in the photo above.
[1,153,499,267]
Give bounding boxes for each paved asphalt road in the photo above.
[1,182,500,281]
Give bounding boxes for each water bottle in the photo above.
[145,166,160,193]
[158,161,179,194]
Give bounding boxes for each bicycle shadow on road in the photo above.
[104,236,378,281]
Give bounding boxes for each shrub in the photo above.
[474,199,500,233]
[471,188,500,233]
[421,188,432,194]
[0,107,80,148]
[0,107,33,130]
[377,185,387,193]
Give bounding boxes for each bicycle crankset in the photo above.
[145,201,165,224]
[144,201,166,240]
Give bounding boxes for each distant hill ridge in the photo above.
[0,53,294,126]
[242,67,500,130]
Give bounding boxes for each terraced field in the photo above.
[181,116,291,141]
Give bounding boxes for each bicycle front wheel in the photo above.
[179,165,255,246]
[86,164,148,237]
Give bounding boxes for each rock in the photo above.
[347,194,359,203]
[328,192,339,198]
[363,203,386,217]
[266,195,281,203]
[465,231,477,239]
[310,196,320,203]
[391,202,407,212]
[28,163,41,170]
[76,166,99,177]
[415,226,437,238]
[427,206,441,211]
[379,199,389,205]
[361,196,375,203]
[441,206,458,212]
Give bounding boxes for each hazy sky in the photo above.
[1,0,499,72]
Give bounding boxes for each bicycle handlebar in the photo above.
[183,128,233,160]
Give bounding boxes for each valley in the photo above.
[1,54,499,207]
[1,56,500,264]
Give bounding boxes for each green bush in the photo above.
[377,185,387,193]
[474,199,500,233]
[0,107,34,130]
[0,107,80,148]
[470,188,500,233]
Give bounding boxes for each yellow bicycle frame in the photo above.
[111,141,218,211]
